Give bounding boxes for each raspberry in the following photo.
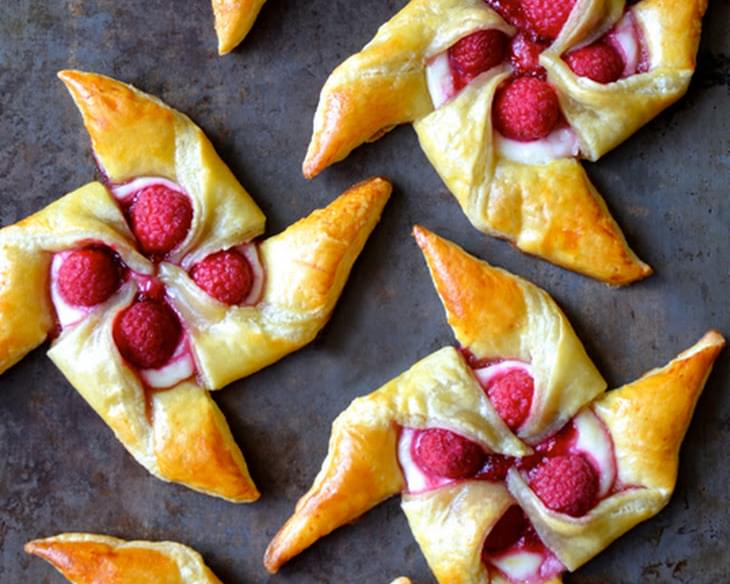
[190,250,253,305]
[483,505,528,552]
[528,454,599,516]
[510,33,548,77]
[522,0,577,41]
[57,247,120,307]
[448,30,509,90]
[493,77,560,141]
[565,42,624,83]
[413,428,486,479]
[476,453,514,481]
[113,300,182,369]
[485,369,534,430]
[129,185,193,255]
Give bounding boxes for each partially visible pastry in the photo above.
[26,533,221,583]
[212,0,267,54]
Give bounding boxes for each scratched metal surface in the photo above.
[0,1,728,582]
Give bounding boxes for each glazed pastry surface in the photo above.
[0,70,390,502]
[212,0,267,54]
[303,0,707,284]
[25,533,222,583]
[264,227,724,582]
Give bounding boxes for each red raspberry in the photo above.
[485,369,534,430]
[493,77,560,141]
[190,250,253,305]
[565,41,624,83]
[129,185,193,255]
[448,30,509,90]
[413,428,486,479]
[522,0,577,41]
[476,453,514,481]
[113,300,182,369]
[510,33,548,77]
[483,505,528,552]
[57,247,120,307]
[528,454,599,517]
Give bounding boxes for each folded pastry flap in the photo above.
[401,481,514,584]
[413,68,508,226]
[413,76,649,286]
[546,0,706,161]
[212,0,266,55]
[593,330,724,492]
[59,71,265,262]
[383,347,529,456]
[0,245,53,374]
[550,0,624,55]
[507,468,666,571]
[489,159,651,285]
[264,397,404,573]
[25,533,222,584]
[47,283,154,468]
[3,180,144,394]
[151,381,259,502]
[413,227,606,444]
[302,0,506,178]
[165,178,391,389]
[545,58,691,161]
[633,0,707,71]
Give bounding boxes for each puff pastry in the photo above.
[264,227,724,583]
[302,0,707,285]
[26,533,222,583]
[0,70,391,502]
[212,0,266,54]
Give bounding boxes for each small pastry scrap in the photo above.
[302,0,708,285]
[25,533,222,583]
[212,0,267,55]
[0,70,391,502]
[263,227,724,582]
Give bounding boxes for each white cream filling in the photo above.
[140,337,195,389]
[111,176,184,203]
[50,252,91,328]
[239,243,265,305]
[609,12,640,77]
[489,551,544,581]
[495,127,580,164]
[473,359,534,387]
[426,52,456,109]
[572,408,616,497]
[397,428,454,494]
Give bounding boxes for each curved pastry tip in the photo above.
[413,225,527,344]
[595,330,725,491]
[26,533,223,583]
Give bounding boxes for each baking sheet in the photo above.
[0,0,728,582]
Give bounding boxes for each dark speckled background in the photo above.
[0,1,728,582]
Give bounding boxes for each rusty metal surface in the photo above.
[0,1,728,582]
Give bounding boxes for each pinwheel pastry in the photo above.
[264,226,724,582]
[26,533,222,583]
[302,0,708,285]
[212,0,266,54]
[0,70,391,502]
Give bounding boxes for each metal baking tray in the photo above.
[1,0,728,582]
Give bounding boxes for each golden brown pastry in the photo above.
[26,533,222,583]
[0,70,391,502]
[303,0,707,285]
[264,227,724,582]
[212,0,267,55]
